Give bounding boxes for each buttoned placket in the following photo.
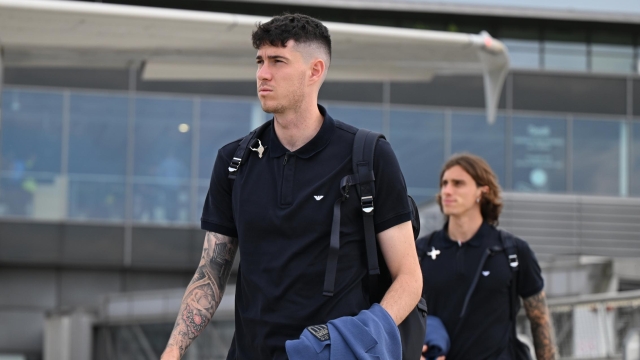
[281,152,296,206]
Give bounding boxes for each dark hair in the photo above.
[435,153,503,226]
[251,13,331,60]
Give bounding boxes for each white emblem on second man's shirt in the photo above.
[314,196,324,200]
[482,271,490,277]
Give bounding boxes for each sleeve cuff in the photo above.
[200,220,238,238]
[375,211,413,234]
[520,283,544,299]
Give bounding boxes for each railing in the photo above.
[517,290,640,360]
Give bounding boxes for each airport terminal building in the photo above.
[1,0,640,359]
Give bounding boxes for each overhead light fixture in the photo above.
[178,123,190,133]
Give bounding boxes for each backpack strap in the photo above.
[227,120,272,181]
[353,129,384,278]
[499,229,520,323]
[322,129,382,297]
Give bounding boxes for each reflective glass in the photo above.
[544,29,588,71]
[68,178,125,221]
[133,96,193,224]
[572,119,620,195]
[67,92,128,221]
[389,108,444,204]
[325,104,384,133]
[451,113,506,187]
[544,42,588,71]
[512,115,566,192]
[68,92,128,175]
[1,89,63,173]
[199,99,258,180]
[133,183,191,224]
[591,44,634,74]
[631,122,640,196]
[502,39,540,69]
[0,89,63,218]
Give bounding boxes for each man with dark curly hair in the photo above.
[161,13,422,360]
[418,153,556,360]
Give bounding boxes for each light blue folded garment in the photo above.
[286,303,401,360]
[423,315,450,360]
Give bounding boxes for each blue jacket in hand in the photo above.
[423,316,450,359]
[285,303,401,360]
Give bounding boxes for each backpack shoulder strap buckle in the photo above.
[361,195,374,213]
[508,254,519,268]
[228,157,242,174]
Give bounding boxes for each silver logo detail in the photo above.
[314,196,324,200]
[482,271,490,276]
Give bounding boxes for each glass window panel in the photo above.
[133,183,191,224]
[68,179,125,221]
[572,119,620,195]
[199,99,257,180]
[133,96,193,224]
[502,39,540,69]
[1,89,63,173]
[0,89,64,218]
[451,113,506,187]
[591,44,634,74]
[389,108,444,204]
[544,29,587,71]
[67,93,128,221]
[134,96,193,178]
[68,92,128,175]
[512,115,566,193]
[631,122,640,196]
[544,42,588,71]
[325,104,383,133]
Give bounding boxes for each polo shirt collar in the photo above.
[268,104,334,159]
[440,221,491,248]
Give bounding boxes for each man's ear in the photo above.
[309,58,326,85]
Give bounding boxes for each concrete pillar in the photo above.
[44,309,95,360]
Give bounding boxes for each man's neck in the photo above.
[273,100,323,152]
[447,211,484,243]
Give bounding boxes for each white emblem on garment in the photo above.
[482,271,490,276]
[314,196,324,200]
[427,247,441,260]
[249,139,267,158]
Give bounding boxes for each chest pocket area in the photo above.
[476,253,513,293]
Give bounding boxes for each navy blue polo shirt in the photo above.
[418,222,543,360]
[201,105,412,360]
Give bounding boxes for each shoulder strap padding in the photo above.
[353,129,385,280]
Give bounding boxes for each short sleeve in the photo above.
[515,238,545,299]
[200,147,238,238]
[372,138,413,233]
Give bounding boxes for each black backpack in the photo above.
[229,123,427,360]
[331,128,427,360]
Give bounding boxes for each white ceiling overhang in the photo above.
[0,0,509,123]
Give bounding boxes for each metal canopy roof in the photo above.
[0,0,509,123]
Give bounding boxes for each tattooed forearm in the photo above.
[161,232,238,359]
[523,291,557,360]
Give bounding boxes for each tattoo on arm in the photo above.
[523,291,557,360]
[164,232,238,358]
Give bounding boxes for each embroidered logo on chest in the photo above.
[482,271,490,277]
[314,195,324,200]
[306,324,330,341]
